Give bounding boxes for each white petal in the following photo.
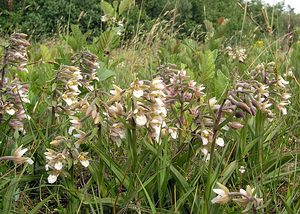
[201,136,209,145]
[136,115,147,126]
[80,160,89,168]
[19,148,28,157]
[48,174,58,183]
[216,137,225,147]
[26,158,34,165]
[68,126,75,135]
[54,162,63,170]
[6,109,16,115]
[213,189,226,196]
[133,90,143,98]
[239,189,247,197]
[201,148,208,155]
[211,195,222,204]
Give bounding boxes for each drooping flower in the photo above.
[78,152,90,168]
[211,183,231,204]
[277,75,289,88]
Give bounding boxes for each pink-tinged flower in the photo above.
[233,185,263,206]
[109,85,124,103]
[13,145,34,165]
[108,102,124,118]
[277,100,290,115]
[277,75,289,88]
[282,93,291,100]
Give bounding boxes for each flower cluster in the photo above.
[106,77,169,145]
[212,183,263,212]
[56,65,82,106]
[158,64,225,160]
[45,137,90,183]
[6,33,30,72]
[225,46,247,63]
[45,51,100,183]
[7,79,31,133]
[0,33,31,133]
[0,144,33,165]
[204,62,291,137]
[71,51,99,91]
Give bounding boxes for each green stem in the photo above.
[204,99,226,213]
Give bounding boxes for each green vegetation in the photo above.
[0,0,300,213]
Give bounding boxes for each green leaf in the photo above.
[40,45,51,61]
[219,160,238,183]
[29,195,55,214]
[214,69,229,98]
[119,0,133,15]
[96,66,115,82]
[101,1,115,17]
[95,30,120,54]
[136,175,156,213]
[199,49,217,82]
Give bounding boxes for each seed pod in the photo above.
[235,110,245,118]
[236,102,253,115]
[250,96,261,109]
[229,122,244,129]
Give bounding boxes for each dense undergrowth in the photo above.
[1,1,300,214]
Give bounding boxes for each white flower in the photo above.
[6,108,16,115]
[277,100,290,115]
[101,15,108,22]
[54,162,63,170]
[239,166,246,174]
[169,128,178,139]
[257,84,269,97]
[201,130,211,145]
[48,174,58,183]
[80,160,89,167]
[13,145,34,165]
[211,183,231,204]
[209,97,220,110]
[151,78,165,90]
[282,93,291,100]
[133,89,143,98]
[201,148,211,162]
[67,80,81,92]
[136,114,147,126]
[131,80,144,98]
[78,152,90,168]
[277,75,289,88]
[216,137,225,147]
